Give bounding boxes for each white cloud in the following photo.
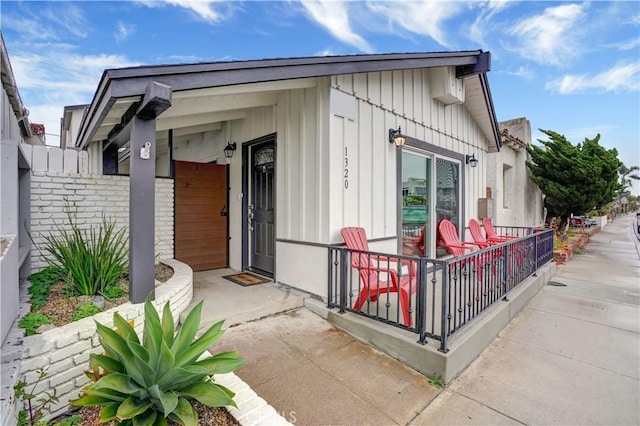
[546,62,640,94]
[367,0,464,48]
[137,0,235,24]
[507,3,587,66]
[115,22,136,42]
[315,48,340,57]
[503,65,533,79]
[300,0,372,53]
[1,16,60,41]
[40,4,89,39]
[9,45,140,146]
[610,37,640,51]
[469,0,513,46]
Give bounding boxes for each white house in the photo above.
[60,51,502,299]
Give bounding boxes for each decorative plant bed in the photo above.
[554,232,591,264]
[13,259,193,421]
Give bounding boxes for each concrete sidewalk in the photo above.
[211,215,639,425]
[413,214,640,425]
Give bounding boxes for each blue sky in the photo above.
[2,0,639,194]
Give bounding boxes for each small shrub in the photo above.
[102,282,126,299]
[72,302,102,322]
[32,199,128,296]
[27,267,62,310]
[18,313,53,336]
[72,297,246,425]
[14,367,58,426]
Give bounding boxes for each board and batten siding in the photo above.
[331,70,490,237]
[275,70,491,296]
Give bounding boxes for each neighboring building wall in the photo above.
[486,117,544,227]
[28,147,174,271]
[1,71,21,345]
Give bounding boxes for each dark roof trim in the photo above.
[106,51,485,80]
[1,31,32,138]
[479,73,501,151]
[77,50,494,149]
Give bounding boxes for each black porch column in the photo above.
[129,81,172,303]
[129,117,156,303]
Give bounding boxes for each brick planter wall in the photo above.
[12,259,192,421]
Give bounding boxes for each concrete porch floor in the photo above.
[180,268,305,330]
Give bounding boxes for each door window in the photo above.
[400,152,461,258]
[401,152,431,257]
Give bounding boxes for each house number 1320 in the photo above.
[344,147,349,189]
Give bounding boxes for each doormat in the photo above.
[222,272,271,287]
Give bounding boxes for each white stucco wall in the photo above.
[486,118,544,228]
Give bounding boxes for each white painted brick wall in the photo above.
[29,172,174,271]
[17,259,192,421]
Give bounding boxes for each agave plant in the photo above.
[72,298,245,425]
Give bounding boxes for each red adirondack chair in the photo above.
[468,218,492,249]
[438,220,487,280]
[482,217,518,243]
[341,227,417,326]
[482,217,525,273]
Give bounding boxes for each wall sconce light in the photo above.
[388,126,406,147]
[465,153,478,168]
[224,142,237,164]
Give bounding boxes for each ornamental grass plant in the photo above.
[32,200,128,296]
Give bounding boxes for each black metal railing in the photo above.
[328,227,554,352]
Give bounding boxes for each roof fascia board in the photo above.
[106,51,483,80]
[78,79,116,150]
[479,73,501,151]
[108,55,480,98]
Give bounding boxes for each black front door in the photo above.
[248,139,275,275]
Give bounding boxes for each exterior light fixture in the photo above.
[223,142,237,164]
[465,153,478,168]
[388,126,406,147]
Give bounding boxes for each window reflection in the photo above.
[435,159,459,257]
[401,153,430,257]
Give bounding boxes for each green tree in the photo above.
[526,130,621,228]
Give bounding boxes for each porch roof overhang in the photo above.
[75,50,501,151]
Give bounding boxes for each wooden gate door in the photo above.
[174,161,228,271]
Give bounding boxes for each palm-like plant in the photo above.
[618,164,640,192]
[72,298,245,425]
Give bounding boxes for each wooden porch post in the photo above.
[129,82,171,303]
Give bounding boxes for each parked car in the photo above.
[570,216,597,228]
